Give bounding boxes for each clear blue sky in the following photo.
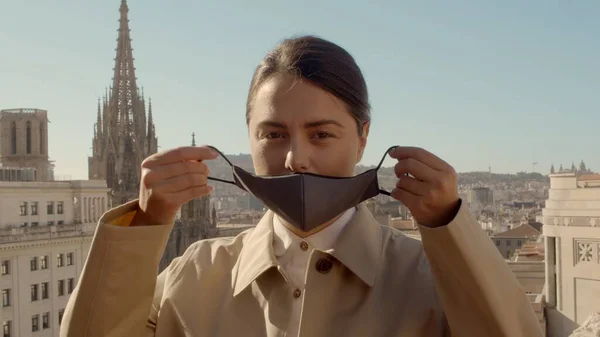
[1,1,598,179]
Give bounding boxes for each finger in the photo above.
[154,173,208,193]
[142,161,209,187]
[166,185,214,205]
[390,187,420,209]
[388,146,450,172]
[396,175,428,196]
[142,146,218,168]
[155,161,209,181]
[394,158,438,182]
[164,185,214,205]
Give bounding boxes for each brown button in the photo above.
[299,241,309,251]
[293,288,302,298]
[315,258,333,274]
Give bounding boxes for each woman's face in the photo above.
[248,74,369,177]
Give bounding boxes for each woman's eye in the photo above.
[313,132,333,139]
[265,132,285,139]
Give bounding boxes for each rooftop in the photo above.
[492,223,541,238]
[579,174,600,182]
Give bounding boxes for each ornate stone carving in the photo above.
[551,216,597,227]
[569,312,600,336]
[575,240,600,265]
[579,243,593,262]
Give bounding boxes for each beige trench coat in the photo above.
[60,200,543,337]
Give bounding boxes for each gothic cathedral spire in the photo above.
[88,0,158,207]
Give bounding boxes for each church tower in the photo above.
[88,0,158,207]
[0,108,53,181]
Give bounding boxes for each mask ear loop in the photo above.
[377,145,400,196]
[205,146,238,186]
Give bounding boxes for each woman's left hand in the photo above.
[388,146,461,228]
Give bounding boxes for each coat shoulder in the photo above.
[166,227,255,278]
[379,225,435,280]
[381,226,426,255]
[375,225,446,321]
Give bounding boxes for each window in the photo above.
[31,222,38,227]
[47,221,54,226]
[31,202,38,215]
[57,201,64,214]
[26,121,31,154]
[57,254,64,267]
[47,201,54,214]
[58,309,64,326]
[67,278,75,294]
[30,284,38,301]
[58,280,65,296]
[2,289,10,307]
[66,253,74,266]
[20,202,28,216]
[495,240,500,246]
[58,220,64,225]
[40,256,48,269]
[517,240,522,246]
[507,240,511,246]
[42,312,49,329]
[31,314,39,332]
[3,321,11,337]
[1,261,9,275]
[10,122,16,154]
[41,282,49,299]
[30,257,38,271]
[39,123,44,155]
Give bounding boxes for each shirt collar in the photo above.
[272,207,356,257]
[232,203,382,296]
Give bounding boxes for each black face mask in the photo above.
[207,146,395,232]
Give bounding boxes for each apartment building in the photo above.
[0,174,108,337]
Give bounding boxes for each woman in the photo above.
[61,36,542,337]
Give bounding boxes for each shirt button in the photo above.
[299,241,309,251]
[315,258,333,274]
[293,288,302,298]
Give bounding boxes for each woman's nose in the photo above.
[284,144,311,173]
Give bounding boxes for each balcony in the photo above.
[0,223,96,243]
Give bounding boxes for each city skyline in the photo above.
[1,1,598,179]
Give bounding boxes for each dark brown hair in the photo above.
[246,35,370,135]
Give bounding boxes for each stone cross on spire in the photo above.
[191,132,196,146]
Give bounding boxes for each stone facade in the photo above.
[543,172,600,336]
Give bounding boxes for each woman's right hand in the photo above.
[131,146,218,226]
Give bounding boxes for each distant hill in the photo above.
[205,153,549,196]
[455,171,549,185]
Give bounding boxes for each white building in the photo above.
[0,176,109,337]
[543,172,600,336]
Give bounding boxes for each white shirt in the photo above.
[272,208,356,337]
